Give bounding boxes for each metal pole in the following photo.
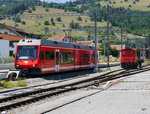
[94,12,98,72]
[104,38,106,58]
[107,5,110,69]
[121,26,123,50]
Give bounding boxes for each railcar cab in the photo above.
[120,48,137,69]
[15,39,41,75]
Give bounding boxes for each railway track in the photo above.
[0,66,150,112]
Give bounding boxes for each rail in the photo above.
[0,65,150,112]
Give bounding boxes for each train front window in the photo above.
[17,46,38,60]
[122,51,126,55]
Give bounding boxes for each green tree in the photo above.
[44,21,50,25]
[44,27,49,34]
[32,6,36,11]
[111,48,118,57]
[21,21,26,25]
[51,21,55,26]
[28,9,32,13]
[77,16,82,21]
[13,17,21,23]
[50,18,54,23]
[45,8,49,12]
[69,20,80,29]
[56,17,62,22]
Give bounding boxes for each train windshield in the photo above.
[17,46,38,60]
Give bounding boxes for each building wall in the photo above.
[0,39,17,58]
[0,28,16,36]
[62,38,76,43]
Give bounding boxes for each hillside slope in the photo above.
[100,0,150,11]
[0,6,107,38]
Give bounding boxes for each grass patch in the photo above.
[99,69,106,72]
[0,80,27,88]
[3,56,14,60]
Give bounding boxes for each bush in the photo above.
[32,6,36,11]
[51,22,55,26]
[28,9,32,13]
[21,21,26,25]
[129,5,132,7]
[69,20,80,29]
[44,27,49,33]
[62,24,65,28]
[45,8,49,12]
[50,18,54,22]
[4,56,14,60]
[13,17,21,23]
[44,21,50,25]
[56,17,62,22]
[0,80,27,88]
[77,16,82,21]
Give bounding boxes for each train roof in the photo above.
[17,39,95,50]
[119,48,136,51]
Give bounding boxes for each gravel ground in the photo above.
[8,68,150,114]
[24,66,121,87]
[2,66,121,114]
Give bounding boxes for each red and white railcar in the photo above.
[14,39,95,76]
[119,48,145,69]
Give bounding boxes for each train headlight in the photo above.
[16,65,20,67]
[32,65,36,67]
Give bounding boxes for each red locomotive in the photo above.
[119,48,145,69]
[14,39,96,76]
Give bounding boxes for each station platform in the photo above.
[22,69,150,114]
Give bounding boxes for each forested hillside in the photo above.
[0,0,41,15]
[0,0,150,37]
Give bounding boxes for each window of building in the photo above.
[4,32,8,34]
[60,52,74,64]
[40,51,44,60]
[45,51,54,60]
[9,41,13,47]
[81,53,90,64]
[9,51,13,56]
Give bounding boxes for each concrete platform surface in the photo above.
[20,70,150,114]
[48,71,150,114]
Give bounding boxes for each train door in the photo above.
[55,49,60,72]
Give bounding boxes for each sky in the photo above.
[40,0,75,3]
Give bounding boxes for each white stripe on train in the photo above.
[41,64,95,72]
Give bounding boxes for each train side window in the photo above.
[81,53,90,64]
[130,51,134,55]
[60,52,74,64]
[40,51,44,60]
[122,51,126,55]
[92,53,95,59]
[46,51,54,60]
